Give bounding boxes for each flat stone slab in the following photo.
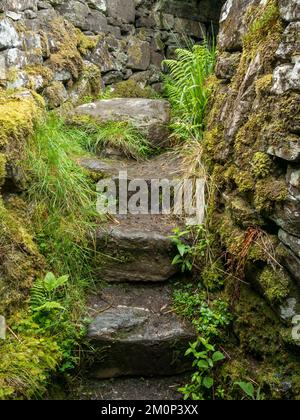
[95,214,180,282]
[78,152,184,181]
[67,375,189,400]
[74,98,171,148]
[87,284,196,379]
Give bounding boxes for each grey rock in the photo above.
[215,52,241,81]
[173,17,205,38]
[1,0,38,12]
[271,194,300,237]
[127,38,150,70]
[5,11,22,20]
[279,0,300,22]
[219,0,259,52]
[153,12,174,30]
[276,22,300,61]
[102,70,123,84]
[7,71,29,89]
[57,0,108,33]
[267,137,300,162]
[5,48,27,68]
[278,243,300,286]
[88,0,107,13]
[106,0,135,23]
[0,54,6,80]
[272,57,300,94]
[87,284,196,378]
[95,214,178,282]
[287,165,300,200]
[0,18,21,50]
[88,36,124,73]
[279,229,300,258]
[74,98,171,147]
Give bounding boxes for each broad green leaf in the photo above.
[235,382,255,398]
[203,376,214,389]
[212,351,225,362]
[197,360,209,369]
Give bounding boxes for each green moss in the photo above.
[251,152,272,179]
[0,153,6,185]
[234,170,255,193]
[233,0,283,89]
[0,198,45,316]
[258,266,290,304]
[43,81,66,109]
[255,74,273,96]
[0,320,62,400]
[0,90,42,151]
[110,79,157,99]
[254,178,288,213]
[47,18,83,81]
[219,213,245,256]
[76,29,99,56]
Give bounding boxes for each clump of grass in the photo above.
[24,114,98,280]
[66,118,153,160]
[163,41,216,140]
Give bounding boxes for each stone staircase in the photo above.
[73,98,197,400]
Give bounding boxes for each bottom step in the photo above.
[68,375,189,400]
[87,284,196,379]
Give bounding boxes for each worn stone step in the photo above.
[79,152,183,182]
[66,375,189,400]
[87,284,196,379]
[95,214,180,282]
[73,98,171,148]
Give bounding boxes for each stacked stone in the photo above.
[208,0,300,327]
[0,0,223,107]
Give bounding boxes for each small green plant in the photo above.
[179,337,225,400]
[170,225,210,272]
[235,382,264,400]
[31,272,69,315]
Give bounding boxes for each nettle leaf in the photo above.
[235,382,255,398]
[212,351,225,362]
[203,376,214,389]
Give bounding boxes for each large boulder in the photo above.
[87,284,196,378]
[74,98,171,147]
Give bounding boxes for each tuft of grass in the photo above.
[163,41,216,141]
[24,114,98,281]
[66,118,153,160]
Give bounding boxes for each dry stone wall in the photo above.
[0,0,224,108]
[206,0,300,342]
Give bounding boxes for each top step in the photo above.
[74,98,171,148]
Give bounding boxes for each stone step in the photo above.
[73,98,171,148]
[87,284,196,379]
[95,214,180,282]
[67,375,189,400]
[79,152,183,183]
